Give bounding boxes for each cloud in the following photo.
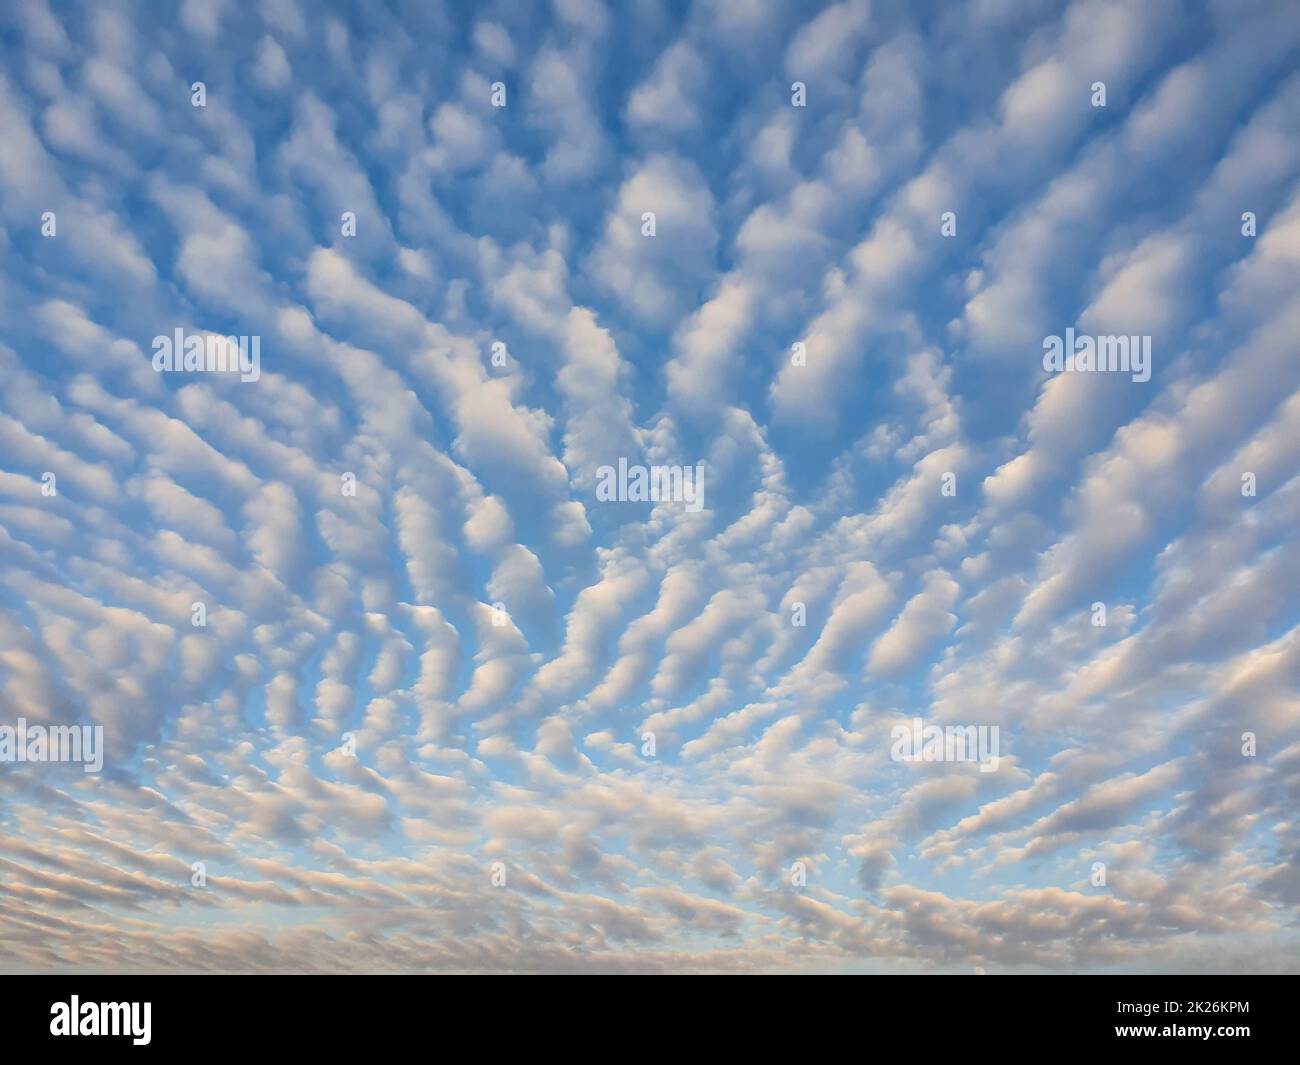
[0,0,1297,977]
[586,154,718,323]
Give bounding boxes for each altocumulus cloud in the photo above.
[0,0,1298,974]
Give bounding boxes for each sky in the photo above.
[0,0,1298,975]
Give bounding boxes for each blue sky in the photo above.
[1,0,1299,973]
